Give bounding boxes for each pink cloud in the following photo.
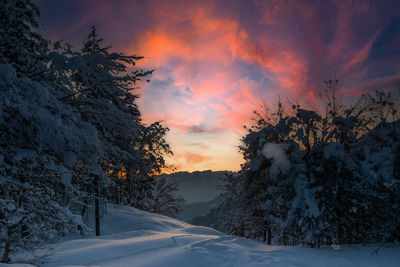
[39,0,400,172]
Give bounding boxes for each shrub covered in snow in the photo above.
[218,88,400,247]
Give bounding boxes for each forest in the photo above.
[1,0,399,264]
[0,1,182,262]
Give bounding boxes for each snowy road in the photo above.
[15,206,400,267]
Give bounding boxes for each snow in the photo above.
[7,205,400,267]
[0,265,34,267]
[322,143,345,159]
[0,64,16,83]
[261,143,290,176]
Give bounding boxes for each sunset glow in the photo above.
[38,0,400,172]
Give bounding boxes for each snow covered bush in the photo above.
[217,86,400,247]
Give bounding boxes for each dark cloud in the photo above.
[187,142,210,150]
[187,124,224,134]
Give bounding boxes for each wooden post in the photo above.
[94,175,100,236]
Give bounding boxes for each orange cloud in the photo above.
[183,153,211,164]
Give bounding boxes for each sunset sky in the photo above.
[37,0,400,172]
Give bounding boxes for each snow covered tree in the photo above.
[217,105,297,244]
[147,176,184,218]
[218,86,400,247]
[0,0,48,78]
[48,27,173,228]
[0,63,98,262]
[0,1,104,261]
[1,1,173,261]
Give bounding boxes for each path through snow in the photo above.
[4,205,399,267]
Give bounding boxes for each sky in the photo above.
[37,0,400,172]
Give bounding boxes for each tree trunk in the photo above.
[94,175,100,236]
[267,227,272,245]
[1,240,10,263]
[81,197,88,219]
[1,226,12,263]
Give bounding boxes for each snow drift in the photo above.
[5,205,399,267]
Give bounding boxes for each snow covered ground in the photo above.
[3,205,400,267]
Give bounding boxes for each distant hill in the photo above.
[156,170,232,225]
[157,170,232,204]
[177,199,217,222]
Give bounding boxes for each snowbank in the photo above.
[6,205,400,266]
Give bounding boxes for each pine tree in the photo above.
[49,27,174,231]
[0,0,48,78]
[0,63,98,262]
[1,2,174,262]
[0,1,104,261]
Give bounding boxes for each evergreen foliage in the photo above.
[0,2,180,263]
